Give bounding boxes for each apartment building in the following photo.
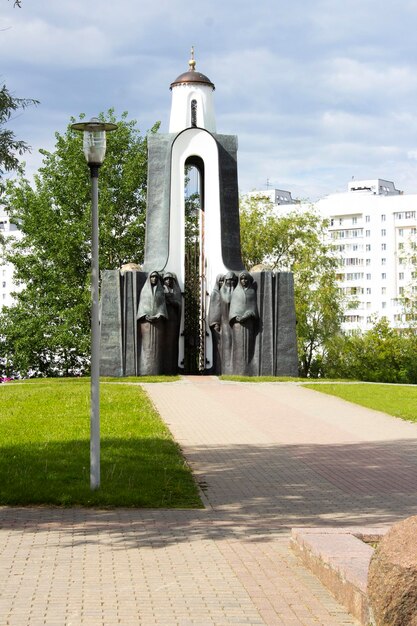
[248,179,417,332]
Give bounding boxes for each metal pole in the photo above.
[90,164,100,490]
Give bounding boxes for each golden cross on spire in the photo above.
[189,46,196,71]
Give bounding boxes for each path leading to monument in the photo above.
[1,378,417,625]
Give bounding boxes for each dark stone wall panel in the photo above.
[143,134,176,272]
[100,270,123,377]
[215,134,245,272]
[252,271,274,375]
[275,272,298,376]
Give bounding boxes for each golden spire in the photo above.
[189,46,196,71]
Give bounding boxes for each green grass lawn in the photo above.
[305,383,417,423]
[220,375,307,382]
[0,378,202,508]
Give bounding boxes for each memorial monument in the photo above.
[100,50,298,377]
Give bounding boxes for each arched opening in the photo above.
[183,156,205,373]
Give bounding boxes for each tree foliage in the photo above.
[0,84,38,179]
[0,110,159,376]
[396,232,417,328]
[323,317,417,383]
[239,195,344,376]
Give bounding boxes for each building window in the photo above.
[399,228,404,236]
[367,287,371,294]
[366,230,371,237]
[381,258,386,265]
[382,273,386,279]
[366,259,371,266]
[366,244,371,251]
[366,302,371,309]
[399,287,404,295]
[381,229,386,236]
[381,243,386,250]
[352,217,357,225]
[381,287,386,295]
[381,214,386,221]
[398,242,404,250]
[343,315,362,323]
[365,215,370,222]
[1,281,5,288]
[366,273,371,280]
[382,302,387,309]
[191,99,197,127]
[399,272,404,280]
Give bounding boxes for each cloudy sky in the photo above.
[2,0,417,199]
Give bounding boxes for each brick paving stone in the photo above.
[2,379,417,624]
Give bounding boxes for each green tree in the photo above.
[0,84,38,182]
[396,231,417,327]
[239,195,345,376]
[324,317,417,383]
[0,110,159,376]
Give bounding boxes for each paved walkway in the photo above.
[2,378,417,625]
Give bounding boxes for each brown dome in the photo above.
[170,49,215,90]
[170,69,215,90]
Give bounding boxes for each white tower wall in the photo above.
[167,128,229,368]
[169,84,216,133]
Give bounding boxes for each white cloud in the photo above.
[323,57,417,99]
[2,0,417,198]
[0,18,119,68]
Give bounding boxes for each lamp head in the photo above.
[71,117,117,166]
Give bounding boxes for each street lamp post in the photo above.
[71,117,117,490]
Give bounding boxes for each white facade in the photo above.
[316,180,416,332]
[248,179,417,332]
[169,83,216,133]
[0,210,22,309]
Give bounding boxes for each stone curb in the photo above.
[290,527,388,625]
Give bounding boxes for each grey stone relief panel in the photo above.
[143,134,176,272]
[275,272,299,377]
[122,271,137,376]
[253,271,274,376]
[100,270,123,377]
[215,134,245,272]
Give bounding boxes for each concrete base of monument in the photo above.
[291,527,388,625]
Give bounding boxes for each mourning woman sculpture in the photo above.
[219,271,237,374]
[137,271,168,375]
[163,272,182,374]
[229,271,259,375]
[208,274,224,374]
